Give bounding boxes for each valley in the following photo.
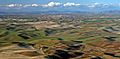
[0,14,119,59]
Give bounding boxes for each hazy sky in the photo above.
[0,0,120,4]
[0,0,120,12]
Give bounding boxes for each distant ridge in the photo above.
[0,10,120,15]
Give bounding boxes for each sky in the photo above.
[0,0,120,13]
[0,0,120,4]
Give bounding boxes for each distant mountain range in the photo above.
[1,10,120,15]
